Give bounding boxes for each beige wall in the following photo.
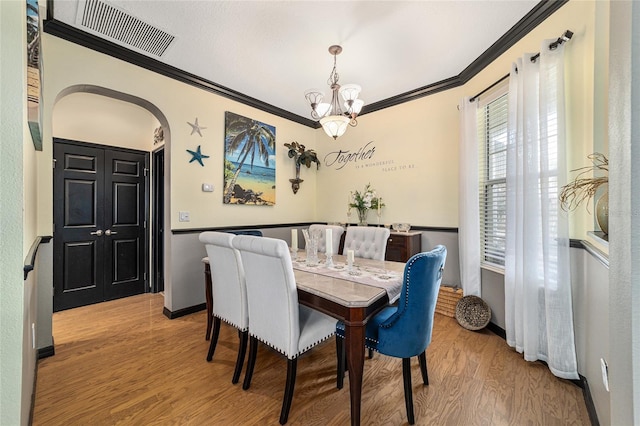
[607,1,640,424]
[40,35,319,236]
[53,92,159,151]
[315,88,462,227]
[313,0,604,240]
[42,1,603,238]
[0,0,39,424]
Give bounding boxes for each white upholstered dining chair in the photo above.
[199,231,248,384]
[342,226,391,260]
[232,235,336,425]
[308,224,344,254]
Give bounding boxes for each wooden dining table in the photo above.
[292,252,405,426]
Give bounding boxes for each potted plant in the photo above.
[349,183,384,226]
[284,141,320,194]
[559,152,609,234]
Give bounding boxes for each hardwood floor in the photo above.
[33,294,590,425]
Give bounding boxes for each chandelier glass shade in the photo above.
[305,45,364,140]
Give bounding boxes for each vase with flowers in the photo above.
[349,183,384,226]
[559,152,609,234]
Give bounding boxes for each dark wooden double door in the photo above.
[54,140,149,312]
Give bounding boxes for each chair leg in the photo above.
[206,317,221,361]
[402,358,415,425]
[368,348,374,359]
[242,336,259,390]
[336,336,345,389]
[418,351,428,385]
[206,313,212,341]
[232,330,248,384]
[280,358,298,425]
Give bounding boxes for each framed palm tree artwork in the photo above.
[223,112,276,205]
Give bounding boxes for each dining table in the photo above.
[292,251,405,426]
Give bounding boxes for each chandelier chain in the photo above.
[327,54,340,87]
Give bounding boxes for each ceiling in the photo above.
[49,0,552,125]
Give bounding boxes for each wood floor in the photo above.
[33,294,591,425]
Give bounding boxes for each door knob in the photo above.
[105,229,118,236]
[90,230,103,236]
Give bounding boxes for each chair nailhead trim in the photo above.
[380,254,421,330]
[216,316,248,332]
[249,333,335,360]
[335,332,379,350]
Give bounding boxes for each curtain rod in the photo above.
[469,29,573,103]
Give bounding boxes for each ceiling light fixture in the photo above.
[305,45,364,140]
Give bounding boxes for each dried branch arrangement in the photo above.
[559,153,608,211]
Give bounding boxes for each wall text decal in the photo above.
[324,141,417,172]
[324,141,376,170]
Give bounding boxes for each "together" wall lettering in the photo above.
[324,141,376,170]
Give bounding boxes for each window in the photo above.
[477,91,508,269]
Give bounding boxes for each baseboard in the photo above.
[579,374,600,426]
[486,321,506,339]
[38,344,55,359]
[162,303,206,319]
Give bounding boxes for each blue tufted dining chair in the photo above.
[336,245,447,425]
[232,235,337,424]
[199,231,249,384]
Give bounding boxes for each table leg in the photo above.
[345,321,365,426]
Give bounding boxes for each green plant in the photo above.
[349,183,384,212]
[284,141,320,169]
[559,153,608,211]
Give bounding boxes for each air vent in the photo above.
[77,0,174,57]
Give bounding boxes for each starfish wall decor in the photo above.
[187,145,210,166]
[187,117,207,137]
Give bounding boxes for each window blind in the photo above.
[477,92,508,268]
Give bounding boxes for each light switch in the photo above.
[179,211,190,222]
[202,183,214,192]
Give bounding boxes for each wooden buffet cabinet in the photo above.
[385,231,422,262]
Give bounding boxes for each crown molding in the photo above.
[363,0,568,113]
[44,0,567,127]
[458,0,569,83]
[43,19,317,128]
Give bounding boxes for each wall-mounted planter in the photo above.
[284,141,319,194]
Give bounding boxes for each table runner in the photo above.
[292,257,403,304]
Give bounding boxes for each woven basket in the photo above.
[455,295,491,331]
[435,286,463,318]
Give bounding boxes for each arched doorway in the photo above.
[52,86,170,310]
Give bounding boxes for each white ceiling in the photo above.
[52,0,539,121]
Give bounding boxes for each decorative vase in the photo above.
[357,208,368,226]
[302,228,320,265]
[596,191,609,235]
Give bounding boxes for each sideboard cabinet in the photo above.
[385,231,422,262]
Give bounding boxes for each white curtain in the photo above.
[505,41,578,379]
[458,97,481,296]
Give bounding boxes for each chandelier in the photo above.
[304,45,364,140]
